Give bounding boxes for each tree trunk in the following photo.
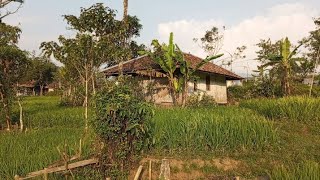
[123,0,128,22]
[91,73,96,95]
[17,98,23,131]
[40,85,44,96]
[84,66,89,132]
[182,76,188,107]
[283,67,290,96]
[1,92,11,131]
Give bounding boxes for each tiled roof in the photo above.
[103,53,243,80]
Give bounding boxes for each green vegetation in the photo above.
[1,96,320,179]
[240,96,320,122]
[269,161,320,180]
[0,97,93,179]
[151,107,278,152]
[93,79,154,178]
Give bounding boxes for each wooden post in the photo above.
[14,175,20,180]
[134,165,143,180]
[149,160,152,180]
[159,159,170,180]
[43,168,48,180]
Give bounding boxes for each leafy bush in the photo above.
[186,93,217,107]
[227,81,282,102]
[240,97,320,122]
[151,107,278,152]
[93,77,154,178]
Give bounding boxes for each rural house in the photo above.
[103,53,243,104]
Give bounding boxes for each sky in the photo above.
[3,0,320,76]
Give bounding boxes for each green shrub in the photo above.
[240,97,320,122]
[151,107,278,152]
[93,78,154,178]
[186,93,217,107]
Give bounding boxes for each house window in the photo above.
[194,81,198,92]
[206,75,210,91]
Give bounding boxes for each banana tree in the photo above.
[149,32,223,106]
[262,37,303,96]
[176,45,223,106]
[149,33,182,105]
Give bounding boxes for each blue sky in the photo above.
[3,0,320,75]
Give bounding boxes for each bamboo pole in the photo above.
[149,160,152,180]
[15,158,98,180]
[134,165,143,180]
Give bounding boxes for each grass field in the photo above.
[240,96,320,122]
[152,107,277,152]
[1,96,320,179]
[0,97,95,179]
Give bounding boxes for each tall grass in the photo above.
[240,97,320,122]
[0,96,94,179]
[151,107,278,152]
[0,128,93,178]
[268,161,320,180]
[10,96,90,128]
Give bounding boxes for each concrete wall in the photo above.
[187,73,228,104]
[139,73,228,104]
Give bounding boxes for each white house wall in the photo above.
[139,73,228,104]
[189,73,228,104]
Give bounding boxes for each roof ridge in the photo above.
[101,54,148,72]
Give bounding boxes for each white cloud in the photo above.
[157,3,319,76]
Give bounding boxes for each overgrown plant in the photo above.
[93,77,154,178]
[0,23,29,130]
[148,32,222,106]
[260,37,303,96]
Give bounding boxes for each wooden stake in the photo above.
[134,165,143,180]
[149,160,152,180]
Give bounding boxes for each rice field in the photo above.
[151,107,278,152]
[240,96,320,122]
[1,96,320,179]
[0,97,94,179]
[268,161,320,180]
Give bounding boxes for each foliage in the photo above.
[268,161,320,180]
[186,93,217,108]
[303,17,320,65]
[151,107,278,152]
[41,3,143,107]
[227,81,282,102]
[193,26,224,56]
[257,37,303,96]
[26,55,57,95]
[240,97,320,122]
[93,77,154,178]
[0,23,29,130]
[148,32,222,105]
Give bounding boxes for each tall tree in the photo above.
[41,3,142,130]
[195,26,246,70]
[194,26,224,57]
[29,56,57,96]
[0,23,28,130]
